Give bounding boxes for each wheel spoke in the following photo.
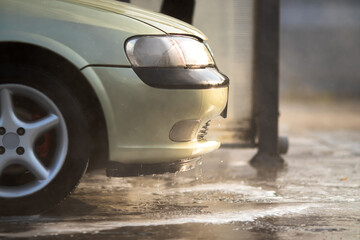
[26,153,49,180]
[0,89,15,124]
[27,114,59,137]
[0,84,68,199]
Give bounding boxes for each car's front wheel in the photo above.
[0,65,89,216]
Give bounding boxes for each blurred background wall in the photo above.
[281,0,360,100]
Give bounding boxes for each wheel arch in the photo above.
[0,41,109,170]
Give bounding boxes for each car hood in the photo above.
[59,0,207,40]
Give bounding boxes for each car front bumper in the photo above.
[82,66,228,164]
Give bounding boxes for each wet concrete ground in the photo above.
[0,100,360,239]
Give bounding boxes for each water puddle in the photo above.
[0,204,311,238]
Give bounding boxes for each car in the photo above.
[0,0,229,215]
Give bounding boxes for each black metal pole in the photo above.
[250,0,285,170]
[160,0,195,24]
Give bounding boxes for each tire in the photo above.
[0,64,89,216]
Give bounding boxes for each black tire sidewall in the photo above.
[0,64,89,216]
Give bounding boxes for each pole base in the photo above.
[250,152,286,179]
[250,151,285,170]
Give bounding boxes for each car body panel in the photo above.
[0,0,228,165]
[60,0,207,40]
[0,0,164,67]
[83,67,228,163]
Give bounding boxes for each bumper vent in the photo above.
[197,120,211,141]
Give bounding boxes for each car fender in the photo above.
[0,32,117,139]
[0,31,89,68]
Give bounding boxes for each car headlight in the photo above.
[125,36,215,68]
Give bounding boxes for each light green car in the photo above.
[0,0,229,215]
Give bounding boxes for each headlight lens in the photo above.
[125,36,214,68]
